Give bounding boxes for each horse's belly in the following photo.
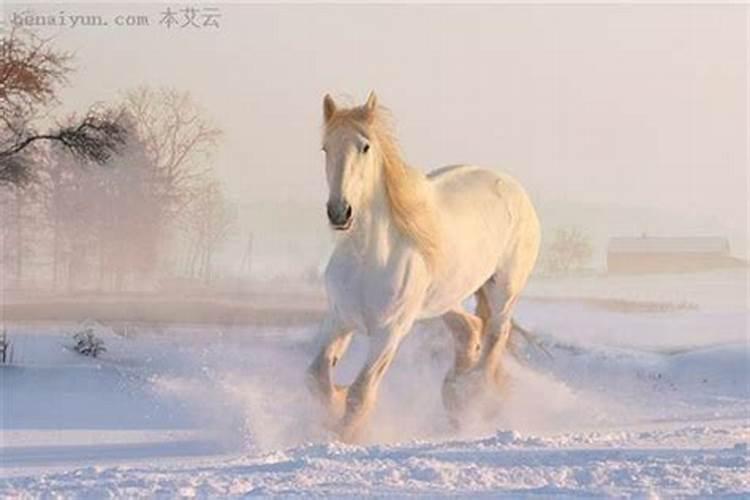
[420,229,504,317]
[420,258,496,318]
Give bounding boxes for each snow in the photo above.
[1,270,748,497]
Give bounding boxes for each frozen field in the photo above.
[1,270,748,497]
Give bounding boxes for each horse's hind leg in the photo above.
[442,276,519,414]
[440,307,483,419]
[306,315,353,422]
[476,277,518,388]
[476,266,529,389]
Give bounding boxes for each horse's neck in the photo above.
[349,174,401,266]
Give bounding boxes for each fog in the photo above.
[2,6,749,491]
[2,2,747,283]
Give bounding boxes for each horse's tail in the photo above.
[509,318,553,361]
[474,289,551,361]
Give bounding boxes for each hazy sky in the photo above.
[5,3,749,261]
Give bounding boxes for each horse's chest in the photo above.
[325,249,426,330]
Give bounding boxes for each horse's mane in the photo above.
[326,105,441,269]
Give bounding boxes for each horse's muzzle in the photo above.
[327,200,352,230]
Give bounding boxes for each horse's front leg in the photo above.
[306,314,353,422]
[337,323,410,443]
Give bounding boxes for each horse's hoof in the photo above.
[337,428,357,443]
[308,381,349,428]
[443,366,508,424]
[328,385,348,421]
[336,422,368,444]
[446,414,462,433]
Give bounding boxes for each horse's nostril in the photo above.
[327,200,352,227]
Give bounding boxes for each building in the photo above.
[607,236,744,274]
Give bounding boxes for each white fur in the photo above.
[307,93,541,442]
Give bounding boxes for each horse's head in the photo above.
[321,91,380,231]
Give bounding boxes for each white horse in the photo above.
[307,92,541,442]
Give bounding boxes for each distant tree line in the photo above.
[0,27,235,291]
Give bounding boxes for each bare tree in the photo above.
[122,86,221,217]
[182,180,236,283]
[1,109,127,165]
[39,117,161,291]
[0,142,52,287]
[0,27,127,186]
[1,31,223,290]
[542,226,594,274]
[0,26,70,125]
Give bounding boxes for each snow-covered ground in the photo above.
[1,270,748,497]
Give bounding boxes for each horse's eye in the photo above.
[362,143,370,154]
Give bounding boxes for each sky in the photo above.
[3,2,748,268]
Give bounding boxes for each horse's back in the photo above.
[420,164,540,316]
[430,163,540,260]
[428,164,534,222]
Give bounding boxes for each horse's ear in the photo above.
[323,94,337,123]
[364,91,378,112]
